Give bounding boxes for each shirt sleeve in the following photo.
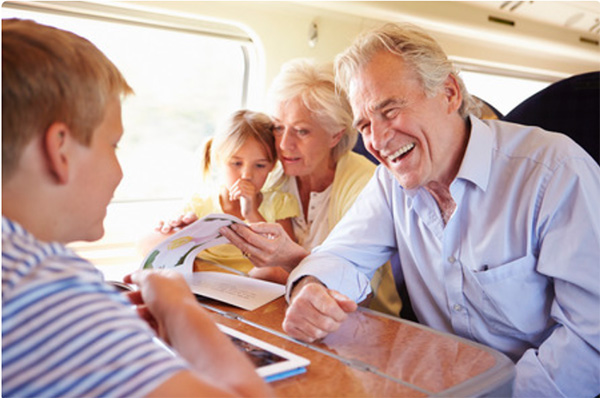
[286,167,397,302]
[513,156,600,397]
[270,191,301,221]
[184,193,215,217]
[2,262,188,398]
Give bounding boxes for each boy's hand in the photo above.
[123,269,197,343]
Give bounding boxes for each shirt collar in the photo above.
[454,115,493,192]
[2,216,26,237]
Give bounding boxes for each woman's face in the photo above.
[272,97,341,178]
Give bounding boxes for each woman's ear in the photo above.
[44,122,72,184]
[329,128,345,148]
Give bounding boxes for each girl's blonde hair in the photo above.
[200,110,275,180]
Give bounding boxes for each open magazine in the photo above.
[132,213,309,382]
[140,213,285,310]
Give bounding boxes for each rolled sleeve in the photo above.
[285,251,372,303]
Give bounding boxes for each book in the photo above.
[140,213,285,310]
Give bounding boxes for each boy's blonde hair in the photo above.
[335,23,480,119]
[268,58,357,162]
[2,18,133,180]
[200,110,275,179]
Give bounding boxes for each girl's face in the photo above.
[222,136,275,191]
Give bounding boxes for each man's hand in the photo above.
[282,277,357,342]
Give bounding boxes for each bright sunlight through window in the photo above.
[3,5,248,202]
[3,4,253,276]
[460,70,550,116]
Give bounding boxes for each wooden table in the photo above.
[195,264,515,397]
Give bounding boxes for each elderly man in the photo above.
[282,23,600,397]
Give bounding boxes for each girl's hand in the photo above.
[228,178,261,220]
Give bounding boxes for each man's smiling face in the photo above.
[349,50,464,190]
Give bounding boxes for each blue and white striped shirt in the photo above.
[2,217,187,397]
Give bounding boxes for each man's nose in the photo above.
[370,119,391,151]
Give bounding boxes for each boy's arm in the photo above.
[125,270,272,397]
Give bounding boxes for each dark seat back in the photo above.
[503,72,600,164]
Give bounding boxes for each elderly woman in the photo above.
[221,59,400,315]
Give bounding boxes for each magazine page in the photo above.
[141,213,285,309]
[189,271,284,310]
[141,213,244,276]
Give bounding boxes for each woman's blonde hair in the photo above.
[2,19,133,181]
[200,110,275,180]
[268,58,357,162]
[335,23,480,119]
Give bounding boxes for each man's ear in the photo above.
[44,122,72,184]
[444,74,463,114]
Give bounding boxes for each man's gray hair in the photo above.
[335,23,480,118]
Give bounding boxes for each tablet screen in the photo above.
[217,324,310,381]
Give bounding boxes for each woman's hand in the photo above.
[156,211,198,234]
[220,222,309,272]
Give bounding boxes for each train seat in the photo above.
[502,71,600,164]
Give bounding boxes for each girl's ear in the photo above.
[44,122,72,184]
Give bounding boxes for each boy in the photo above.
[2,18,270,397]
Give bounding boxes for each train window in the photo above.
[459,70,551,116]
[3,3,255,273]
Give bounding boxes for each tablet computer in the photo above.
[217,324,310,382]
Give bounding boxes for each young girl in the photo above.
[148,110,299,278]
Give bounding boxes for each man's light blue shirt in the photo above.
[287,116,600,397]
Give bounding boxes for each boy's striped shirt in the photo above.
[2,217,187,397]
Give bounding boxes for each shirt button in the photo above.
[453,304,462,311]
[448,256,456,264]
